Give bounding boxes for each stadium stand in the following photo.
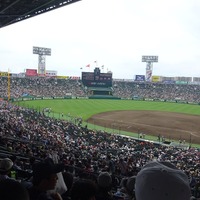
[0,97,200,199]
[2,75,200,103]
[112,80,200,103]
[0,76,86,99]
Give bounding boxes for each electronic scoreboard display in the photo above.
[82,72,112,87]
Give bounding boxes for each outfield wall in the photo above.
[11,96,200,106]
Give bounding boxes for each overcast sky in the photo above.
[0,0,200,79]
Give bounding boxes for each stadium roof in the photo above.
[0,0,81,29]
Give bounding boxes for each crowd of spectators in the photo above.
[112,81,200,103]
[1,76,200,103]
[0,76,86,98]
[1,77,200,199]
[0,100,200,199]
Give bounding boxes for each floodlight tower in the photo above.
[142,56,158,81]
[33,46,51,76]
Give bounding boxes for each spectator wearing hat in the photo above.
[96,172,113,200]
[135,161,191,200]
[28,158,65,200]
[0,158,15,181]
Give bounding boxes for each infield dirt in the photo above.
[87,110,200,144]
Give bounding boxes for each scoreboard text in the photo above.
[82,72,112,87]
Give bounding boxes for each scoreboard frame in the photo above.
[82,72,112,87]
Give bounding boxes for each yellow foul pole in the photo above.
[7,69,10,101]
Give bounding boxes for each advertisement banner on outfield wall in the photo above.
[56,76,80,79]
[175,81,188,84]
[135,75,145,81]
[152,76,160,82]
[46,70,57,77]
[162,80,176,84]
[56,76,68,79]
[69,76,80,80]
[11,73,20,77]
[0,72,8,76]
[26,69,38,76]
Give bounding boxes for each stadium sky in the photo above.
[0,0,200,79]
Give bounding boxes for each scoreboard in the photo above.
[82,72,112,87]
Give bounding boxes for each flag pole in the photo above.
[94,60,98,68]
[101,65,104,73]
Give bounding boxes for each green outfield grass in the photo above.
[16,99,200,120]
[15,99,200,147]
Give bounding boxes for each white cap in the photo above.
[135,161,191,200]
[0,158,13,172]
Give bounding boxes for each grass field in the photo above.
[15,99,200,147]
[16,99,200,120]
